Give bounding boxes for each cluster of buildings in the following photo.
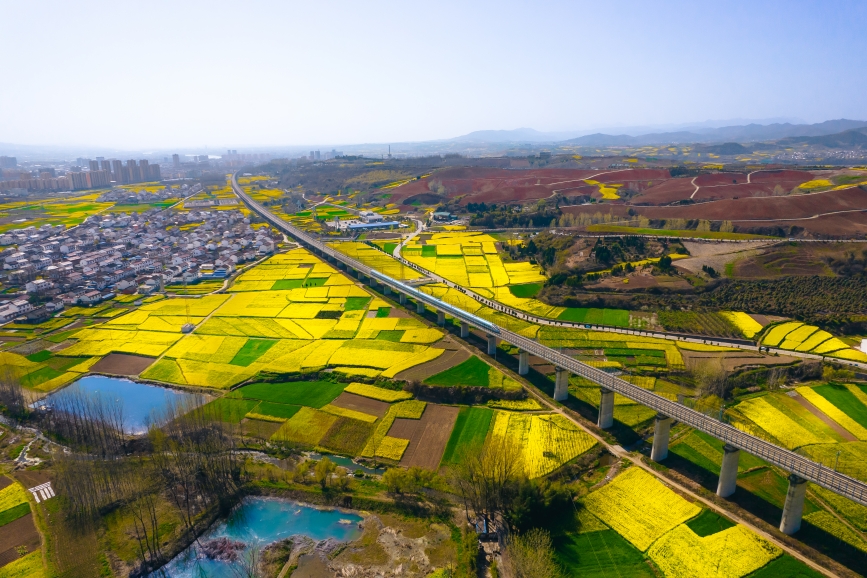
[0,157,161,194]
[331,210,402,232]
[0,207,281,323]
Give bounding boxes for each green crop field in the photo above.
[746,555,824,578]
[270,279,305,290]
[425,356,491,388]
[585,224,772,241]
[344,297,372,311]
[235,380,347,408]
[557,307,630,327]
[441,406,494,465]
[812,384,867,429]
[252,401,301,420]
[670,430,767,475]
[554,529,654,578]
[229,339,277,366]
[0,502,30,527]
[319,417,375,455]
[25,350,52,363]
[509,283,541,298]
[685,509,735,537]
[204,398,259,423]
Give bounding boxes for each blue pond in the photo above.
[41,375,202,435]
[156,498,363,577]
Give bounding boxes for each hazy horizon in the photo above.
[2,0,866,149]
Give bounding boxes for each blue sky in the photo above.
[1,0,865,148]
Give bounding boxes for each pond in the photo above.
[39,375,204,435]
[154,497,364,577]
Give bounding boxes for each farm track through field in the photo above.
[791,393,858,442]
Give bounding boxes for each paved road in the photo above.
[232,172,867,508]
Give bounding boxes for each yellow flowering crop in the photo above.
[0,551,45,578]
[345,382,413,402]
[489,412,595,478]
[648,524,780,578]
[803,511,867,553]
[797,387,867,440]
[583,467,700,551]
[320,403,378,423]
[376,436,410,461]
[761,322,802,347]
[0,483,29,512]
[719,312,764,339]
[733,396,839,449]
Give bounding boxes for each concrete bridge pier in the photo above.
[597,388,614,429]
[399,293,406,305]
[716,444,740,498]
[780,475,808,535]
[383,286,391,295]
[460,321,469,338]
[437,310,446,326]
[416,300,425,314]
[554,368,569,401]
[487,334,497,355]
[518,350,529,375]
[650,415,674,461]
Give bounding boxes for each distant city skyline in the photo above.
[1,0,865,148]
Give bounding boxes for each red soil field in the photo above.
[734,211,867,236]
[631,179,697,204]
[695,173,748,186]
[634,188,867,221]
[592,168,670,182]
[749,169,814,183]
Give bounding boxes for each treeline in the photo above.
[698,277,867,323]
[468,206,561,228]
[49,396,247,576]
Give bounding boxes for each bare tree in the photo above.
[691,358,729,398]
[0,366,27,424]
[448,437,524,531]
[504,528,561,578]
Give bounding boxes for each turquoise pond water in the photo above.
[40,375,203,434]
[154,498,363,577]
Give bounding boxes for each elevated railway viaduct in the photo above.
[232,173,867,535]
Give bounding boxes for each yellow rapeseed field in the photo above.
[719,312,764,339]
[648,524,780,578]
[583,467,700,551]
[797,386,867,440]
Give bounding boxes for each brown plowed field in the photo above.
[330,392,389,418]
[561,204,631,218]
[0,514,40,564]
[388,403,460,470]
[395,348,470,381]
[593,168,670,182]
[91,353,155,376]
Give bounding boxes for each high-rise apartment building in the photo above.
[126,160,139,183]
[172,154,180,168]
[88,160,100,172]
[111,160,124,183]
[0,156,17,168]
[139,160,150,181]
[101,160,112,172]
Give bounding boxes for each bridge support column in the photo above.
[487,334,497,355]
[383,286,391,295]
[518,350,529,375]
[780,475,808,535]
[399,293,406,305]
[597,388,614,429]
[437,310,445,326]
[716,444,740,498]
[650,415,673,462]
[416,300,425,314]
[460,321,469,338]
[554,368,569,401]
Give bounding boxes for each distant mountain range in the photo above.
[449,119,867,148]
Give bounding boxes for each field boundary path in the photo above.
[232,171,867,509]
